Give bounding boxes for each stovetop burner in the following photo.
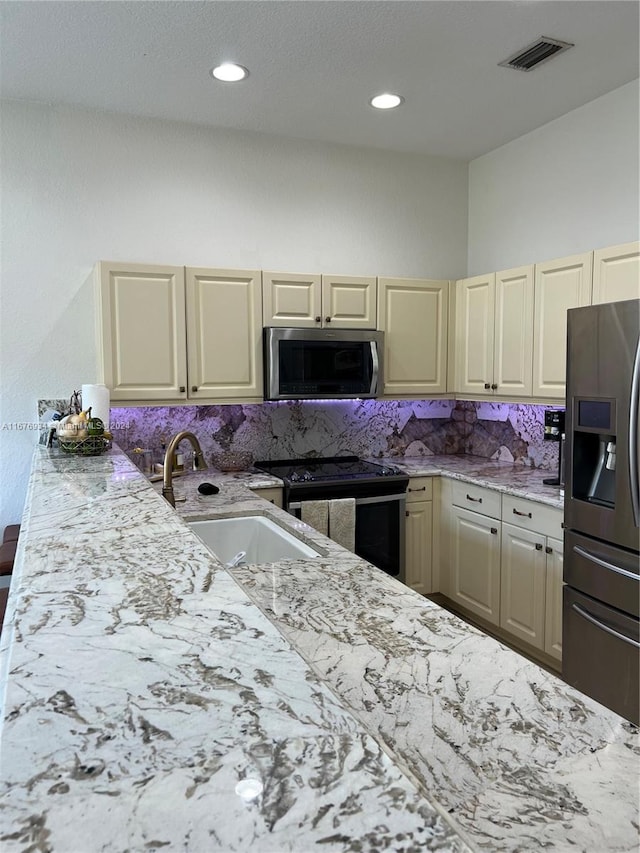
[253,455,407,486]
[254,455,401,482]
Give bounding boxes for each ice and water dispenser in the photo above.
[570,399,617,508]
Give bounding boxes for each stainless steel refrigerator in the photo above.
[563,298,640,726]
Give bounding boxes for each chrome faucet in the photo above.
[162,431,206,507]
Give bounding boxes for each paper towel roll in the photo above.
[82,384,110,429]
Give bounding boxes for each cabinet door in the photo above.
[493,265,534,397]
[405,499,432,594]
[592,242,640,304]
[186,268,262,400]
[500,522,546,649]
[450,507,501,624]
[544,535,564,661]
[455,274,495,395]
[250,487,283,508]
[262,272,322,327]
[377,277,449,396]
[533,253,593,398]
[321,275,377,329]
[96,262,187,401]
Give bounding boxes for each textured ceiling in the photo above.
[1,1,638,160]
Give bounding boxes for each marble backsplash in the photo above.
[35,399,563,472]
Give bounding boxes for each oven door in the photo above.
[288,493,406,581]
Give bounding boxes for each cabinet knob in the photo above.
[545,546,553,554]
[179,386,186,393]
[535,543,543,551]
[491,383,498,390]
[491,527,498,535]
[325,316,332,323]
[192,386,198,393]
[315,316,322,322]
[484,383,491,390]
[405,510,410,517]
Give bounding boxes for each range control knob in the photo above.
[378,466,398,476]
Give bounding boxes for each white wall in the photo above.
[468,80,640,275]
[0,101,469,527]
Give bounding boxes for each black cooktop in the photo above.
[254,455,405,484]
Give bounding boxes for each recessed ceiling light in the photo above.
[369,93,404,110]
[211,63,249,82]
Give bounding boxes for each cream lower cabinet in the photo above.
[500,523,546,649]
[377,277,449,396]
[186,268,263,400]
[448,507,501,625]
[95,262,262,403]
[262,272,377,329]
[404,478,433,594]
[455,265,533,397]
[95,262,188,401]
[592,241,640,304]
[544,536,564,661]
[250,486,283,508]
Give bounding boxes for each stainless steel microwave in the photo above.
[263,327,384,400]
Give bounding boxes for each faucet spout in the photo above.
[162,431,206,507]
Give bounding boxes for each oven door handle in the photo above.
[289,493,406,510]
[571,603,640,649]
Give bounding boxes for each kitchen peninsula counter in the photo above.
[1,447,637,852]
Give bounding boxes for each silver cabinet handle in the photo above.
[572,603,640,649]
[513,508,532,518]
[573,544,639,581]
[466,493,482,503]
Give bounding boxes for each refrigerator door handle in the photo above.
[572,603,640,649]
[573,544,639,581]
[630,337,640,528]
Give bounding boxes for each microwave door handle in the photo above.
[369,341,379,396]
[629,337,640,527]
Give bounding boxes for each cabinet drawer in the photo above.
[502,495,563,539]
[451,480,501,519]
[406,477,433,502]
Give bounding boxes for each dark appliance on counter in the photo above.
[254,456,409,580]
[563,299,640,726]
[542,409,566,487]
[263,327,383,400]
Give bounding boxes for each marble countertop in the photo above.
[1,446,637,853]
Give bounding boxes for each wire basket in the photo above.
[58,436,110,456]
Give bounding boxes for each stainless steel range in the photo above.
[254,456,409,580]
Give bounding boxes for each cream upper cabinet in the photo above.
[377,277,449,396]
[456,267,533,397]
[493,265,534,397]
[262,272,322,327]
[186,268,263,401]
[262,272,376,328]
[592,241,640,304]
[455,273,495,396]
[95,262,187,401]
[532,252,593,399]
[321,275,377,328]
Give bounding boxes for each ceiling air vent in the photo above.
[499,37,574,72]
